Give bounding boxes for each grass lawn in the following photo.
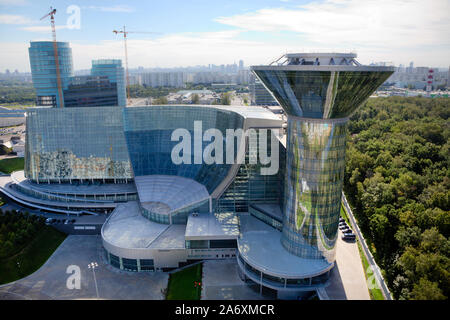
[0,104,35,109]
[166,263,203,300]
[0,225,67,285]
[356,239,385,300]
[340,204,350,225]
[0,157,24,174]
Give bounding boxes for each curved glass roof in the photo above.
[135,175,209,215]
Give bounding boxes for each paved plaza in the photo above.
[201,259,268,300]
[0,235,168,300]
[0,230,370,300]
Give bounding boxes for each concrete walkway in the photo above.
[0,235,168,300]
[325,230,370,300]
[201,259,267,300]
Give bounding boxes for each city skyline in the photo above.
[0,0,449,72]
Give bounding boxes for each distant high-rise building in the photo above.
[408,61,414,73]
[91,59,126,107]
[239,60,244,70]
[237,70,250,85]
[140,72,185,88]
[447,66,450,88]
[28,41,74,107]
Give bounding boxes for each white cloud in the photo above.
[68,30,284,70]
[215,0,450,50]
[0,14,33,25]
[0,42,30,72]
[86,5,135,13]
[0,30,285,71]
[2,0,449,71]
[0,0,28,5]
[21,25,69,33]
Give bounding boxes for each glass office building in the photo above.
[91,59,127,107]
[63,76,119,108]
[28,41,74,107]
[2,53,393,300]
[251,53,394,264]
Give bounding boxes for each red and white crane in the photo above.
[40,7,64,108]
[113,26,159,105]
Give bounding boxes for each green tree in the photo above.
[155,96,168,105]
[411,278,446,300]
[191,93,200,104]
[220,92,231,105]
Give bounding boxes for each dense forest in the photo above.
[0,210,45,258]
[0,81,36,105]
[344,96,449,300]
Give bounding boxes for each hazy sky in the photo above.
[0,0,449,72]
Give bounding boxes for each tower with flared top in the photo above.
[251,53,394,263]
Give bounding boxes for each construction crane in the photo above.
[40,7,64,108]
[113,26,159,105]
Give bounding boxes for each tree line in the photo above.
[0,82,36,105]
[0,210,45,259]
[344,96,449,300]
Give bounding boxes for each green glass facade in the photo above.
[253,69,393,118]
[252,64,394,263]
[281,117,347,261]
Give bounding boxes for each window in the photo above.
[122,258,138,271]
[209,239,237,249]
[110,253,120,269]
[186,240,209,249]
[140,259,154,271]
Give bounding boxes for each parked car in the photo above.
[342,229,353,234]
[64,219,70,225]
[339,221,347,226]
[45,218,54,225]
[342,233,356,241]
[339,217,345,222]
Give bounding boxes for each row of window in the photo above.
[186,239,238,249]
[108,252,155,272]
[238,253,331,288]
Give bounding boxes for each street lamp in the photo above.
[88,262,99,299]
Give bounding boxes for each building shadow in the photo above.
[325,264,347,300]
